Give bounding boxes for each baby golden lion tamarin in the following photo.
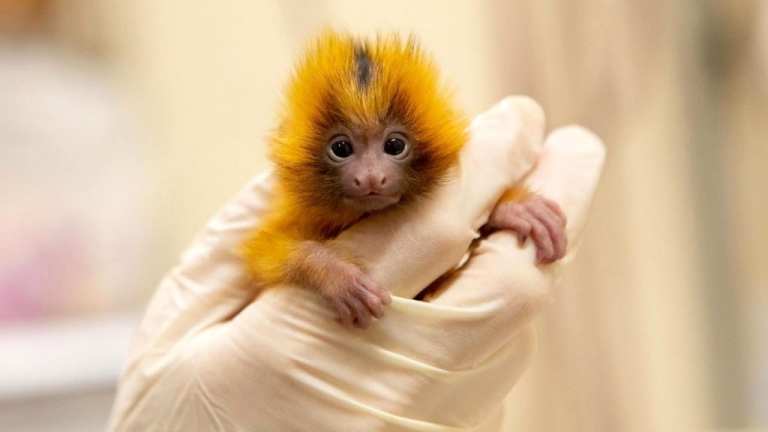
[242,31,566,328]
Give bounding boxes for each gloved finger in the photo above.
[118,170,277,370]
[380,125,603,391]
[543,196,567,225]
[431,125,605,309]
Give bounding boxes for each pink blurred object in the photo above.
[0,43,148,323]
[0,223,90,321]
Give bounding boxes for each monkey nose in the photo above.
[353,173,387,193]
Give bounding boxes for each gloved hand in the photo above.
[108,96,605,432]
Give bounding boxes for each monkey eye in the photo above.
[384,137,409,158]
[328,139,354,161]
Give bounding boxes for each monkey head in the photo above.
[270,31,468,214]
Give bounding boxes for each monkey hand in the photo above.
[485,195,567,264]
[319,260,391,329]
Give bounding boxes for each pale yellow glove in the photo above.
[108,96,604,432]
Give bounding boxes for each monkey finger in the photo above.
[333,299,354,328]
[381,290,392,305]
[355,286,385,318]
[526,213,555,263]
[345,296,372,329]
[542,200,568,258]
[366,282,392,306]
[527,202,567,260]
[356,274,391,306]
[352,277,384,318]
[540,196,567,226]
[500,214,533,244]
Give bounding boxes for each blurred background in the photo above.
[0,1,766,431]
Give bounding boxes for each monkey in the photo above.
[241,31,567,329]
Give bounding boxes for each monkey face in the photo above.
[324,123,413,213]
[271,32,468,215]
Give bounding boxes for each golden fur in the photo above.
[241,30,468,285]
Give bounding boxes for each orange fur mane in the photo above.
[242,31,467,284]
[272,30,467,220]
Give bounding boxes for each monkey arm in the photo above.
[242,213,391,327]
[240,216,305,287]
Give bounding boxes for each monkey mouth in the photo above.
[344,193,401,211]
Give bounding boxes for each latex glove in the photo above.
[108,96,605,432]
